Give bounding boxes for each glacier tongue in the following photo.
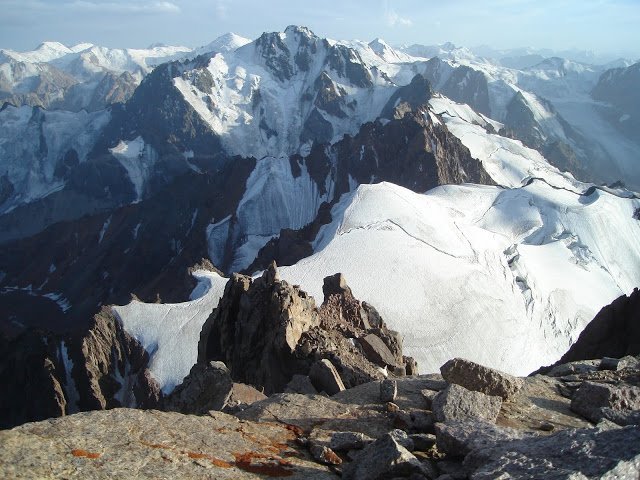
[278,180,640,376]
[208,155,334,272]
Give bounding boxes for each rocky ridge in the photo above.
[1,351,639,479]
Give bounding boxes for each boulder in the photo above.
[434,419,531,458]
[431,384,502,423]
[309,359,346,395]
[570,381,640,424]
[163,361,233,414]
[440,358,523,400]
[342,433,433,480]
[359,333,398,368]
[465,425,640,479]
[380,379,398,402]
[421,389,438,409]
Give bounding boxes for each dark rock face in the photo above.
[198,264,414,395]
[0,309,159,429]
[309,359,346,395]
[197,264,319,394]
[441,65,491,117]
[592,62,640,141]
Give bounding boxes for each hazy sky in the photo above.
[1,0,639,59]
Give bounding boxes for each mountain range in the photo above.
[1,26,639,417]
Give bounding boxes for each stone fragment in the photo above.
[358,333,398,368]
[431,384,502,423]
[386,402,400,413]
[410,433,436,451]
[570,381,640,424]
[342,433,431,480]
[309,359,346,395]
[380,379,398,402]
[310,443,342,465]
[421,388,438,409]
[284,374,318,395]
[440,358,524,400]
[434,419,531,458]
[330,431,372,452]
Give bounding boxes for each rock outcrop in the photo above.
[197,263,415,395]
[0,308,160,428]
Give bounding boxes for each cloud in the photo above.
[67,1,180,14]
[213,0,230,19]
[383,1,413,27]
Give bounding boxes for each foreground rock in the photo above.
[0,408,336,479]
[570,381,640,425]
[440,358,524,400]
[465,425,640,479]
[342,433,435,480]
[431,384,502,423]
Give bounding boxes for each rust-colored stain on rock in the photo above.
[71,449,101,459]
[234,451,295,477]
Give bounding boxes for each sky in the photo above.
[1,0,639,60]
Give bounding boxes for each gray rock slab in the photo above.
[466,425,640,479]
[0,408,337,479]
[432,384,502,423]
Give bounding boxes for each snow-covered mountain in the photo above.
[0,34,251,112]
[1,26,640,390]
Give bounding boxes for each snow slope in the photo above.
[112,270,228,394]
[278,180,640,376]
